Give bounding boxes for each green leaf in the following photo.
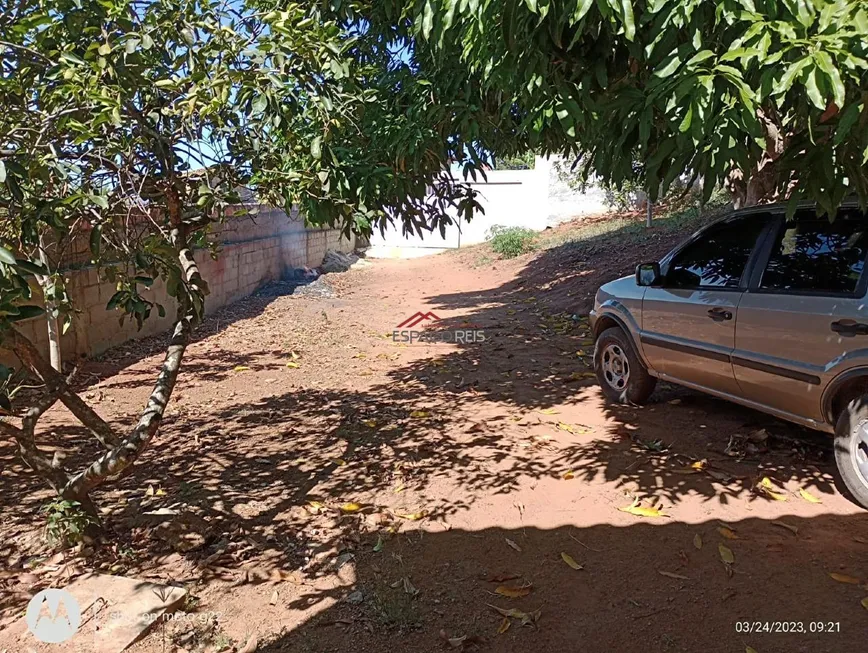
[0,160,5,183]
[124,38,140,54]
[815,52,845,107]
[14,259,47,275]
[524,0,538,12]
[12,305,45,321]
[141,34,154,50]
[679,104,693,133]
[686,50,715,67]
[90,195,109,209]
[0,246,16,266]
[573,0,594,22]
[422,0,435,39]
[804,65,826,110]
[654,54,681,78]
[774,58,810,96]
[252,94,267,114]
[98,43,111,56]
[833,101,862,146]
[620,0,635,41]
[310,136,322,160]
[59,52,85,65]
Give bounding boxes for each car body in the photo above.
[589,201,868,507]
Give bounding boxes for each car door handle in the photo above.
[707,307,733,321]
[831,320,868,336]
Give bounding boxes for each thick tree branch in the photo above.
[1,415,70,493]
[64,231,199,498]
[2,329,120,449]
[63,315,191,498]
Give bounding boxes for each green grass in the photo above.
[538,202,729,252]
[488,225,538,258]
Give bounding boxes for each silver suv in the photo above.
[590,202,868,508]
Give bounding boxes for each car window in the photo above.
[666,216,768,289]
[760,209,868,294]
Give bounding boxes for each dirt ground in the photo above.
[2,214,868,653]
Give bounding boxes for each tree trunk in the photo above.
[0,229,202,517]
[728,106,787,209]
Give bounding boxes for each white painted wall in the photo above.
[366,156,607,258]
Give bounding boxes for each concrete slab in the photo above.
[4,573,187,653]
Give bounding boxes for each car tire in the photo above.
[594,326,656,405]
[833,396,868,510]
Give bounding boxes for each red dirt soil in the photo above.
[1,215,867,653]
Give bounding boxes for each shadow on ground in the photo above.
[252,515,868,653]
[1,213,861,650]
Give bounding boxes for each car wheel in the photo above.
[594,326,656,405]
[833,396,868,510]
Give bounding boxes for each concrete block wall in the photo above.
[3,207,356,363]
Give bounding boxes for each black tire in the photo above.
[833,396,868,510]
[593,326,656,405]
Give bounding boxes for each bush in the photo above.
[488,226,538,258]
[42,499,97,548]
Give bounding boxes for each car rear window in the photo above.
[760,209,868,294]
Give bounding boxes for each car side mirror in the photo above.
[636,262,662,287]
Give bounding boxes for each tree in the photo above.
[0,0,481,518]
[361,0,868,214]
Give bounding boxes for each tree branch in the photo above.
[1,416,70,493]
[64,231,199,498]
[1,329,121,449]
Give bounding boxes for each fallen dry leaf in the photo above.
[487,605,540,628]
[746,647,758,653]
[717,526,739,540]
[539,408,559,415]
[798,488,822,504]
[495,583,533,598]
[339,502,364,513]
[693,533,703,550]
[719,543,735,565]
[658,570,690,580]
[395,510,428,521]
[562,470,575,480]
[361,419,377,428]
[560,552,583,570]
[861,597,868,611]
[270,590,279,605]
[829,572,862,585]
[758,477,788,501]
[285,361,300,369]
[618,498,667,518]
[497,617,511,634]
[505,538,522,553]
[402,576,419,595]
[306,501,325,514]
[771,521,799,536]
[373,535,384,553]
[409,410,430,418]
[233,365,250,372]
[486,573,521,583]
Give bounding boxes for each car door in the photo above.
[732,207,868,424]
[640,213,771,396]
